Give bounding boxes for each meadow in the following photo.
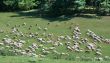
[0,11,110,63]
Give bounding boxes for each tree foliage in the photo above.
[0,0,110,16]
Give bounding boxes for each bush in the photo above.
[3,0,38,11]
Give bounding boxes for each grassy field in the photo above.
[0,56,110,63]
[0,11,110,63]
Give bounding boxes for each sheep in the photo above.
[104,56,110,61]
[12,27,17,33]
[95,51,102,56]
[22,22,26,26]
[44,28,48,31]
[38,27,42,30]
[81,38,88,44]
[48,47,56,50]
[21,51,27,55]
[19,40,26,44]
[86,43,96,51]
[52,50,60,55]
[59,42,63,46]
[72,43,80,52]
[31,43,38,49]
[42,49,50,55]
[65,35,71,41]
[47,33,53,37]
[2,38,12,45]
[72,27,81,41]
[5,45,10,48]
[14,42,23,49]
[95,57,103,61]
[0,29,4,33]
[37,38,43,42]
[53,42,59,46]
[74,26,80,32]
[35,32,39,36]
[29,33,35,38]
[67,46,73,51]
[46,40,53,43]
[0,42,4,46]
[104,39,110,44]
[86,29,102,42]
[58,36,65,40]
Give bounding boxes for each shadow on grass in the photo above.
[10,9,102,22]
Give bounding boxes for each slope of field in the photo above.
[0,12,110,63]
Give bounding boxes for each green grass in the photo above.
[0,12,110,63]
[0,56,109,63]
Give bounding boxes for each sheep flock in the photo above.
[0,22,110,61]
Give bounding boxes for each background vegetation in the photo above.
[0,0,110,16]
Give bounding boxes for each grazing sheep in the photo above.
[47,33,53,38]
[44,28,48,31]
[2,38,12,45]
[42,49,50,55]
[95,57,103,61]
[95,51,102,56]
[22,22,26,26]
[38,27,42,30]
[0,42,4,46]
[0,29,4,33]
[74,27,80,32]
[67,46,73,51]
[72,43,80,52]
[65,35,71,41]
[81,38,88,44]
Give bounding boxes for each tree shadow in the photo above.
[10,9,102,22]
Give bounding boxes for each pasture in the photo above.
[0,11,110,63]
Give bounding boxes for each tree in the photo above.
[0,0,7,11]
[99,0,110,15]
